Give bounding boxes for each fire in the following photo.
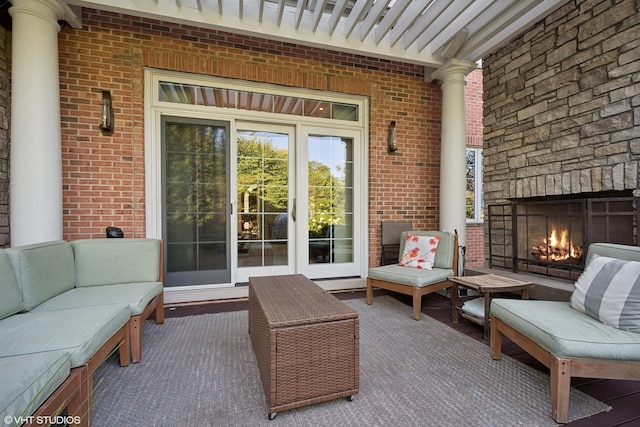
[531,226,582,261]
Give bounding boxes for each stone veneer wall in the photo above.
[483,0,639,205]
[482,0,640,263]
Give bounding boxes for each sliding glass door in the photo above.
[162,117,230,287]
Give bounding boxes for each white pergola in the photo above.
[9,0,566,248]
[62,0,566,68]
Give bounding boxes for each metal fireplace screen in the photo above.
[488,195,638,280]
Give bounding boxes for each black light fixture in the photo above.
[99,90,114,134]
[387,120,397,153]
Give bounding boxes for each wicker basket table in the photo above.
[248,274,359,420]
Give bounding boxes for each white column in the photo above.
[9,0,66,246]
[432,59,477,249]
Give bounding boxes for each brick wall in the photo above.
[0,26,8,247]
[464,68,485,268]
[466,68,484,144]
[57,9,444,267]
[483,0,639,205]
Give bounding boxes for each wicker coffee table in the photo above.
[248,274,359,420]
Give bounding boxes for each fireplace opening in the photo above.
[488,192,639,280]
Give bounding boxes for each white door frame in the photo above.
[144,69,369,303]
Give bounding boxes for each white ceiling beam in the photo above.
[461,0,519,35]
[459,0,562,61]
[328,0,349,36]
[294,0,305,29]
[388,0,433,47]
[374,0,412,44]
[456,0,539,59]
[311,0,329,32]
[276,0,286,25]
[358,0,391,42]
[423,0,497,54]
[402,0,453,49]
[411,0,470,51]
[344,0,374,38]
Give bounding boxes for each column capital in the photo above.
[9,0,81,31]
[431,58,478,87]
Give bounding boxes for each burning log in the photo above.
[531,226,582,262]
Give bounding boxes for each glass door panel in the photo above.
[302,130,359,278]
[162,117,230,286]
[236,126,294,282]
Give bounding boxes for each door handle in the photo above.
[291,198,296,222]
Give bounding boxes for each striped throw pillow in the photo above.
[571,254,640,332]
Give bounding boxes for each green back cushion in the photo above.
[71,238,160,286]
[0,250,24,319]
[6,241,76,311]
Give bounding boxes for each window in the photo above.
[159,82,359,121]
[466,148,483,223]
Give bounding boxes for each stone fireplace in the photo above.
[488,192,638,280]
[481,0,639,281]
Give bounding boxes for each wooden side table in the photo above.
[450,274,534,338]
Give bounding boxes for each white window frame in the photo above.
[466,147,483,223]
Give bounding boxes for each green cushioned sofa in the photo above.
[490,243,640,424]
[0,238,164,427]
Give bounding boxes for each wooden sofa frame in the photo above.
[129,241,165,363]
[490,316,640,423]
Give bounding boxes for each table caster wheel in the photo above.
[268,412,277,420]
[347,395,355,402]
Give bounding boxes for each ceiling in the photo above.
[57,0,566,68]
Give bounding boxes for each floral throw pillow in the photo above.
[398,233,440,270]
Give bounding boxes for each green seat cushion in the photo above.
[0,305,130,368]
[368,264,453,287]
[71,239,161,287]
[461,297,485,318]
[0,351,70,422]
[32,282,163,316]
[6,241,76,311]
[491,299,640,360]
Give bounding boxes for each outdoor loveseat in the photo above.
[491,242,640,423]
[366,230,458,320]
[0,238,164,426]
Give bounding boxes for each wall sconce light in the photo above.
[99,90,114,134]
[388,120,397,153]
